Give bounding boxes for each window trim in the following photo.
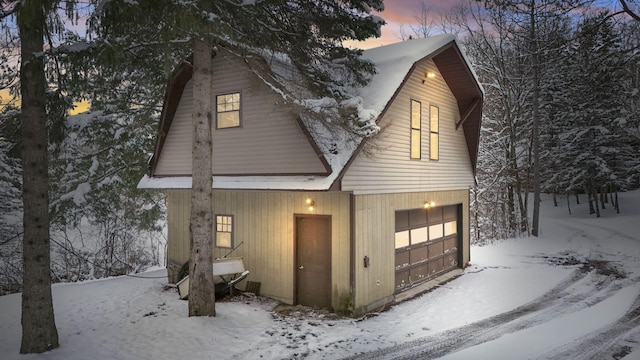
[215,214,234,249]
[215,92,241,129]
[410,99,422,159]
[429,104,439,161]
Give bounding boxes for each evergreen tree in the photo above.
[93,0,385,317]
[14,0,60,353]
[544,15,638,212]
[0,107,22,294]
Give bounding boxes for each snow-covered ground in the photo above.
[1,191,639,360]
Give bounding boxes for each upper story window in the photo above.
[215,215,234,248]
[430,105,439,160]
[216,92,241,129]
[410,99,421,159]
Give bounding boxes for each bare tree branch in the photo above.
[620,0,640,22]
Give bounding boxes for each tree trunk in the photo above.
[18,0,59,353]
[587,187,595,214]
[530,0,542,237]
[566,192,571,215]
[188,38,216,317]
[609,186,614,205]
[593,189,601,218]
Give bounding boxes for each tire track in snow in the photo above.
[552,220,640,266]
[533,285,640,360]
[342,266,621,360]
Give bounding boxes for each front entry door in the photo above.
[295,215,331,308]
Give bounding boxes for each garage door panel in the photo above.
[409,209,427,227]
[444,253,458,268]
[428,258,444,276]
[410,245,429,264]
[395,211,409,230]
[444,237,457,253]
[396,270,410,291]
[427,207,443,224]
[395,251,410,271]
[428,242,444,259]
[410,265,428,283]
[443,205,457,221]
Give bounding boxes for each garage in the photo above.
[394,204,461,293]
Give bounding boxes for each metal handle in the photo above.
[299,265,304,270]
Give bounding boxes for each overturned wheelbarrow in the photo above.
[176,257,250,300]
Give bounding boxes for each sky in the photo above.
[349,0,461,49]
[0,0,630,112]
[352,0,627,49]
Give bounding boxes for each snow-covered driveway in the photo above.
[0,191,639,360]
[341,193,640,360]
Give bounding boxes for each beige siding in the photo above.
[352,189,470,313]
[165,190,191,282]
[342,59,475,194]
[165,189,352,309]
[155,48,326,176]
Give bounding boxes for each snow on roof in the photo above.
[139,35,472,191]
[358,34,457,116]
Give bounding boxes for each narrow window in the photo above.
[430,105,439,160]
[216,92,241,129]
[410,99,421,159]
[215,215,233,248]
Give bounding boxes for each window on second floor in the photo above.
[430,105,439,160]
[216,92,241,129]
[215,215,234,248]
[410,99,422,159]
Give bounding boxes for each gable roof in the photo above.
[345,35,483,178]
[138,35,483,190]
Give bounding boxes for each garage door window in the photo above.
[444,221,457,236]
[429,224,443,240]
[395,230,410,248]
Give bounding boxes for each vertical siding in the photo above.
[166,190,192,283]
[352,189,470,313]
[165,189,352,308]
[342,59,475,194]
[154,48,326,176]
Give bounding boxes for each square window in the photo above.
[444,221,457,236]
[429,223,443,240]
[395,230,410,249]
[216,93,241,129]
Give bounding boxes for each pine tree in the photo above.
[15,0,59,353]
[93,0,384,317]
[547,15,637,209]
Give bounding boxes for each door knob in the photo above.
[299,265,304,270]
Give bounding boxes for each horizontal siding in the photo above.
[352,189,470,311]
[156,83,194,176]
[342,59,475,194]
[165,190,352,309]
[155,48,326,176]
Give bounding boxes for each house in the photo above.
[138,34,483,316]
